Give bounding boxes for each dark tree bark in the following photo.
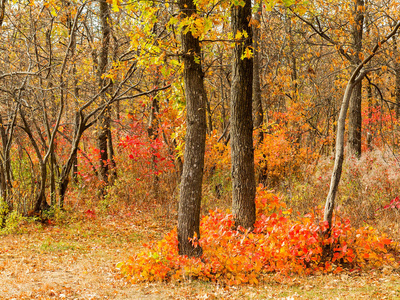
[58,113,85,207]
[177,0,207,257]
[366,83,373,149]
[231,0,256,230]
[97,0,113,185]
[252,1,263,144]
[0,0,5,28]
[0,106,17,212]
[394,37,400,120]
[348,0,364,158]
[396,67,400,120]
[147,95,160,197]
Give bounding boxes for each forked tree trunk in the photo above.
[177,0,207,257]
[231,0,256,230]
[324,21,400,231]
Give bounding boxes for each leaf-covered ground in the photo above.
[0,207,400,299]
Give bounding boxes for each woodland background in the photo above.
[1,0,400,298]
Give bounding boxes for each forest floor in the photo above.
[1,205,400,299]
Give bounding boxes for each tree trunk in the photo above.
[58,114,85,208]
[348,0,364,158]
[396,67,400,120]
[206,97,213,134]
[177,0,207,257]
[97,0,112,185]
[0,0,5,28]
[324,79,359,229]
[0,111,15,210]
[366,83,373,150]
[394,36,400,120]
[252,0,263,144]
[147,95,160,197]
[231,0,256,230]
[49,151,57,206]
[72,112,79,183]
[348,81,362,156]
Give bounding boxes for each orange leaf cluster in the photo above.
[118,188,397,285]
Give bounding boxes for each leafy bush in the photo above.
[117,188,397,285]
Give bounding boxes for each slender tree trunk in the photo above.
[396,67,400,120]
[59,135,82,206]
[58,112,86,208]
[324,78,360,229]
[231,0,256,230]
[394,37,400,120]
[147,95,160,197]
[0,0,6,28]
[366,83,373,149]
[177,0,207,257]
[72,112,79,183]
[206,97,213,134]
[50,152,57,206]
[97,0,112,185]
[0,112,15,209]
[348,0,364,158]
[323,20,400,230]
[253,0,263,144]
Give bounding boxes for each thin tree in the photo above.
[324,21,400,231]
[97,0,114,187]
[253,0,263,144]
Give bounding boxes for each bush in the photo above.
[117,188,397,285]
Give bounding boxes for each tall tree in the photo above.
[348,0,365,157]
[231,0,256,230]
[177,0,207,257]
[97,0,113,186]
[253,0,263,144]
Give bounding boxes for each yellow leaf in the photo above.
[112,0,119,12]
[241,47,253,60]
[235,30,243,40]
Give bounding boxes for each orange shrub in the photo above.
[117,188,397,285]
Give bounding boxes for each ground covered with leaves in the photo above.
[0,203,399,300]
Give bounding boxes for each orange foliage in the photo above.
[255,104,316,186]
[117,187,397,285]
